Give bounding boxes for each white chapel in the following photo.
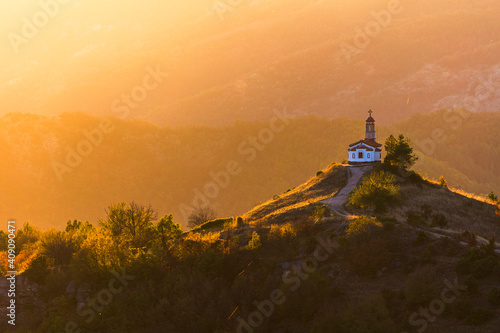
[348,110,382,164]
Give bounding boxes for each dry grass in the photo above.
[191,163,499,249]
[183,230,222,243]
[450,187,490,203]
[423,176,491,202]
[386,181,500,240]
[242,163,347,224]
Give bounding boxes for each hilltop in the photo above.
[238,163,500,242]
[181,162,500,332]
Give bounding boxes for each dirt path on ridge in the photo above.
[320,164,373,217]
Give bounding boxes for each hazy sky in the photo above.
[0,0,220,117]
[0,1,209,62]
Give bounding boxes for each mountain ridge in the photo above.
[0,109,498,230]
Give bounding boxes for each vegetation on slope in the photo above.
[242,163,347,224]
[1,163,499,332]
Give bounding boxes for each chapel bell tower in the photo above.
[365,109,376,141]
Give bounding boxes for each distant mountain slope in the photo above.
[0,110,498,229]
[385,109,500,195]
[1,0,500,126]
[149,0,500,126]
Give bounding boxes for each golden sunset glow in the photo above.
[1,1,499,331]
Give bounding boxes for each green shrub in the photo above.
[246,231,261,250]
[377,216,396,231]
[456,247,499,278]
[383,134,418,172]
[418,245,435,264]
[456,256,474,275]
[0,230,9,252]
[313,204,330,222]
[345,216,383,244]
[196,249,222,278]
[414,230,429,246]
[156,214,182,247]
[461,230,477,247]
[439,176,448,188]
[349,171,400,213]
[486,191,498,203]
[471,256,498,279]
[34,296,74,332]
[431,214,448,227]
[39,229,77,266]
[455,247,483,274]
[481,238,497,256]
[229,236,240,249]
[23,255,51,285]
[406,211,426,227]
[438,236,460,256]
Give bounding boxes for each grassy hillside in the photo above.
[3,164,500,332]
[0,110,498,230]
[242,163,347,224]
